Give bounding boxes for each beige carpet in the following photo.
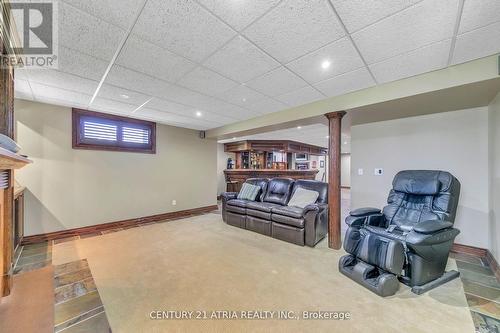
[52,213,475,333]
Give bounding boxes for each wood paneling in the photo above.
[22,205,218,244]
[225,140,327,155]
[224,169,319,192]
[326,111,346,250]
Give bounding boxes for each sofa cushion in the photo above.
[262,178,294,205]
[245,178,269,202]
[246,201,282,213]
[237,183,261,201]
[226,205,246,215]
[292,180,328,204]
[287,187,319,208]
[246,209,271,220]
[271,214,305,228]
[272,206,304,219]
[227,199,250,208]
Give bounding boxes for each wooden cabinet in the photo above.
[0,150,31,298]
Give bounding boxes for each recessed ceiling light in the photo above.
[321,60,331,70]
[242,98,247,102]
[120,94,130,99]
[232,137,237,140]
[196,111,202,117]
[325,135,330,139]
[344,141,348,145]
[297,126,302,130]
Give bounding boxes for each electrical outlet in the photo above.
[358,168,364,176]
[172,200,177,206]
[374,168,383,176]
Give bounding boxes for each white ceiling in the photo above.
[218,123,351,153]
[13,0,500,130]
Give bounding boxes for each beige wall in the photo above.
[351,107,490,248]
[341,154,351,188]
[15,99,217,236]
[489,93,500,260]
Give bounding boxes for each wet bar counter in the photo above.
[224,169,319,192]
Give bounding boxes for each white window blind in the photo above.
[74,109,155,153]
[83,121,118,141]
[122,126,150,144]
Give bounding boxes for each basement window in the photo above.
[72,108,156,154]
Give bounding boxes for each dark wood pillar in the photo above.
[325,111,346,250]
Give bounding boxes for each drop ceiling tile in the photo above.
[276,86,325,107]
[246,67,307,97]
[332,0,422,33]
[244,0,345,63]
[61,0,144,29]
[132,0,236,62]
[30,82,92,108]
[59,2,126,61]
[147,98,192,115]
[459,0,500,34]
[203,36,279,83]
[14,79,33,100]
[186,108,237,124]
[135,108,204,129]
[105,65,173,97]
[216,85,268,107]
[96,84,151,106]
[352,0,458,64]
[28,70,99,95]
[57,46,109,81]
[370,39,451,83]
[197,0,281,31]
[287,37,365,84]
[189,97,251,120]
[177,66,238,96]
[91,97,137,114]
[116,35,197,83]
[15,68,29,80]
[452,21,500,65]
[245,97,288,115]
[314,67,375,97]
[136,108,219,130]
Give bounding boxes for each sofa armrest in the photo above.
[303,203,328,215]
[304,203,328,247]
[350,207,381,217]
[221,192,238,202]
[413,220,453,234]
[221,192,238,223]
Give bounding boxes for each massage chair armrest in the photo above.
[413,220,453,234]
[346,207,385,228]
[350,207,381,217]
[406,226,460,246]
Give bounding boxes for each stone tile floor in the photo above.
[14,244,112,332]
[451,252,500,332]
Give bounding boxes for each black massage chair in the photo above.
[339,170,461,297]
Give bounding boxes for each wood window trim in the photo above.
[72,108,156,154]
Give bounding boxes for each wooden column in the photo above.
[325,111,346,250]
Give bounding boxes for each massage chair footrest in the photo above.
[410,270,460,295]
[339,255,400,297]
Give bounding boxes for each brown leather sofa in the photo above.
[221,178,328,247]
